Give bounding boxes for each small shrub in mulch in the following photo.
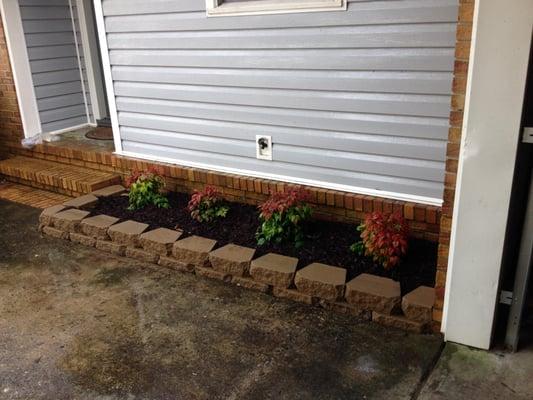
[125,167,169,211]
[91,192,437,294]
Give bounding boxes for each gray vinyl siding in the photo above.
[19,0,89,132]
[102,0,458,200]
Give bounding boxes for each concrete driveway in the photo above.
[0,199,442,400]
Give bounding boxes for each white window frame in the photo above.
[206,0,346,17]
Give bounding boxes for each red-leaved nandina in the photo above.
[258,188,310,220]
[256,188,312,248]
[187,185,229,223]
[352,212,409,269]
[125,166,169,210]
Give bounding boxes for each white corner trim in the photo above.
[68,0,90,125]
[0,0,41,138]
[441,0,533,349]
[117,149,443,206]
[93,0,122,153]
[206,0,346,17]
[76,0,107,122]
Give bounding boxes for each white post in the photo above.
[93,0,122,153]
[0,0,41,138]
[76,0,107,122]
[442,0,533,349]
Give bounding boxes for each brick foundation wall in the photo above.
[6,142,442,241]
[0,19,23,158]
[432,0,475,330]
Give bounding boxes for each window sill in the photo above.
[207,0,346,17]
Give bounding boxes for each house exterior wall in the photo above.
[101,0,459,202]
[18,0,88,132]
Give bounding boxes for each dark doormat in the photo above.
[85,127,113,141]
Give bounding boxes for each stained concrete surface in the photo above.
[0,199,444,399]
[419,343,533,400]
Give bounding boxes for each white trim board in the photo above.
[93,0,122,153]
[76,0,107,122]
[441,0,533,350]
[0,0,41,138]
[118,149,444,206]
[206,0,347,17]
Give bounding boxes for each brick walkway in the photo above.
[0,181,71,209]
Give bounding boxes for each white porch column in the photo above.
[442,0,533,349]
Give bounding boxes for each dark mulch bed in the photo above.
[92,192,437,294]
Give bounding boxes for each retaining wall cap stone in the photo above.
[141,227,182,244]
[40,204,68,217]
[209,244,255,263]
[108,220,149,235]
[346,273,400,299]
[63,194,98,209]
[174,235,217,253]
[402,286,435,308]
[53,209,90,222]
[81,214,119,228]
[296,263,346,286]
[91,185,126,197]
[251,253,298,274]
[250,253,298,288]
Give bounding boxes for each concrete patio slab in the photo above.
[418,343,533,400]
[0,199,443,400]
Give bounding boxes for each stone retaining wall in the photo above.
[39,185,436,334]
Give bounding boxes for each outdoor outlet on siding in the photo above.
[256,135,272,160]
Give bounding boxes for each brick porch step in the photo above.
[0,156,121,197]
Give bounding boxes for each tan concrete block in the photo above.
[91,185,126,197]
[345,274,401,314]
[140,227,182,256]
[125,247,159,264]
[69,232,96,247]
[402,286,435,323]
[250,253,298,288]
[372,312,427,334]
[172,236,217,268]
[272,287,314,305]
[318,299,372,320]
[209,244,256,277]
[51,209,90,233]
[108,220,149,247]
[39,204,68,226]
[42,226,69,240]
[96,240,126,256]
[195,266,231,282]
[158,256,195,273]
[231,275,270,293]
[63,194,98,209]
[294,263,346,301]
[80,214,119,240]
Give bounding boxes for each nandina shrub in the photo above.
[126,166,169,211]
[351,211,409,269]
[187,185,229,223]
[256,188,312,248]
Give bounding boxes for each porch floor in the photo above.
[46,126,115,154]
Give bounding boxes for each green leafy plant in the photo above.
[125,166,169,211]
[187,185,229,223]
[256,188,312,248]
[351,211,409,269]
